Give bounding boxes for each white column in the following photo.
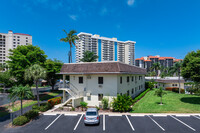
[63,75,66,102]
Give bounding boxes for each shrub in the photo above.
[165,87,175,91]
[102,97,109,110]
[95,106,100,110]
[13,116,29,126]
[132,88,150,103]
[32,104,40,110]
[24,110,39,120]
[112,94,133,112]
[32,103,52,112]
[80,101,88,108]
[145,81,155,90]
[47,97,62,106]
[172,88,185,94]
[71,107,75,111]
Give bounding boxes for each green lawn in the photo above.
[132,89,200,113]
[40,90,62,101]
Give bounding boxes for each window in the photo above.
[127,76,129,82]
[98,94,103,101]
[79,77,83,84]
[98,77,103,84]
[132,88,134,94]
[26,40,28,42]
[17,36,20,38]
[26,37,28,39]
[120,77,122,84]
[132,76,134,82]
[87,96,91,101]
[127,90,129,96]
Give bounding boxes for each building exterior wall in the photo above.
[0,30,32,65]
[76,32,136,65]
[69,74,145,107]
[156,82,184,89]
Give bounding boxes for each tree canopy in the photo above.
[6,45,47,85]
[181,50,200,83]
[80,51,98,62]
[45,59,63,90]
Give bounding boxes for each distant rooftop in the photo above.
[136,55,182,62]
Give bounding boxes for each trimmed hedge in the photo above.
[13,116,29,126]
[24,110,39,120]
[133,88,150,103]
[32,103,53,112]
[47,97,62,106]
[165,87,185,94]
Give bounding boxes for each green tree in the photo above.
[151,62,161,79]
[169,61,182,93]
[101,97,109,110]
[181,50,200,83]
[7,45,47,85]
[45,59,63,90]
[80,51,99,62]
[24,64,46,106]
[60,30,79,63]
[0,64,8,72]
[154,87,167,105]
[9,85,33,115]
[112,94,133,112]
[0,71,15,92]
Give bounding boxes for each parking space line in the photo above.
[64,114,78,116]
[108,114,122,116]
[74,114,83,131]
[170,115,196,131]
[192,115,200,120]
[125,115,135,131]
[103,114,105,131]
[45,114,62,130]
[147,115,165,131]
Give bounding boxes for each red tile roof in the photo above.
[144,60,152,62]
[162,57,175,59]
[174,59,183,62]
[158,57,166,60]
[148,56,159,58]
[14,33,31,36]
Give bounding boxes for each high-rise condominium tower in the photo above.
[0,30,32,65]
[75,32,136,65]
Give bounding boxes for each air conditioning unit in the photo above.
[99,84,103,88]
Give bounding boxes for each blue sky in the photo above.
[0,0,200,63]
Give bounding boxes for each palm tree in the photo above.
[60,30,79,63]
[80,51,98,62]
[151,62,161,79]
[9,85,33,115]
[24,64,46,106]
[154,87,167,105]
[169,61,182,93]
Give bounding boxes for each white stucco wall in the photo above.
[156,82,184,89]
[68,74,145,107]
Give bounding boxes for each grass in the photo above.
[132,89,200,113]
[40,90,62,101]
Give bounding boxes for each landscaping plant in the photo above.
[80,101,88,111]
[112,94,133,112]
[154,87,167,105]
[13,116,29,126]
[47,97,62,106]
[101,97,109,110]
[9,85,33,115]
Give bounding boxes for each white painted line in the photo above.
[64,114,78,116]
[170,115,196,131]
[152,114,167,117]
[74,114,83,131]
[103,114,105,131]
[125,115,135,131]
[108,114,122,116]
[147,115,165,131]
[43,113,58,116]
[192,115,200,120]
[45,114,62,130]
[131,114,145,117]
[175,114,191,117]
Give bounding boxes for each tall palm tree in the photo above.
[151,62,161,79]
[24,64,46,106]
[80,51,98,62]
[9,85,33,115]
[169,61,182,93]
[60,30,79,63]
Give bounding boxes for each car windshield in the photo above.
[86,111,97,116]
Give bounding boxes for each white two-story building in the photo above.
[59,61,147,107]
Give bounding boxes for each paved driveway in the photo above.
[2,114,200,133]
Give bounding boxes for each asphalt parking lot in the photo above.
[2,114,200,133]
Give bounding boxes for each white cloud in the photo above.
[69,15,78,21]
[127,0,135,6]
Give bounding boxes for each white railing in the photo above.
[59,82,84,98]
